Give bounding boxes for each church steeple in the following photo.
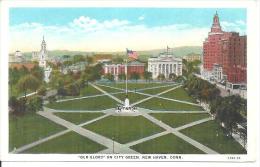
[210,11,222,34]
[41,36,46,52]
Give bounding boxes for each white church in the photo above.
[33,36,52,83]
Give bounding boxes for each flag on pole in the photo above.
[126,48,138,59]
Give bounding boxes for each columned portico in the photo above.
[148,54,182,79]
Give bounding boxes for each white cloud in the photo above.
[138,15,145,21]
[220,20,246,34]
[69,16,130,32]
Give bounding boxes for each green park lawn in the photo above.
[114,92,149,103]
[150,113,210,128]
[102,82,170,91]
[84,116,163,144]
[54,112,105,125]
[80,84,102,96]
[131,133,204,154]
[24,132,106,153]
[139,85,178,95]
[9,113,65,151]
[137,97,203,111]
[161,87,197,103]
[46,95,118,111]
[95,84,123,93]
[181,121,247,154]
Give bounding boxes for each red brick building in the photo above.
[103,60,145,80]
[203,12,247,85]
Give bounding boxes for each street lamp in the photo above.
[112,137,115,154]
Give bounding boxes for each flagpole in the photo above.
[125,50,128,96]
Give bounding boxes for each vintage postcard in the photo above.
[0,0,259,164]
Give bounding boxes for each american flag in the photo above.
[126,48,138,59]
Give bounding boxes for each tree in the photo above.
[169,73,177,81]
[65,83,80,96]
[130,72,140,82]
[27,96,43,113]
[112,57,124,64]
[9,96,25,114]
[73,55,85,63]
[157,74,165,82]
[86,56,94,65]
[37,86,47,97]
[118,73,126,81]
[143,71,152,82]
[17,75,41,111]
[215,96,244,137]
[104,73,115,82]
[182,59,201,78]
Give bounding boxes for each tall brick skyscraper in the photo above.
[203,12,247,86]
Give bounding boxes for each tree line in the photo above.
[184,75,246,138]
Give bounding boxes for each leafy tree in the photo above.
[112,57,124,64]
[143,71,152,82]
[157,74,165,82]
[17,75,41,111]
[104,73,115,82]
[73,55,85,63]
[65,83,80,96]
[169,73,177,81]
[118,73,126,81]
[27,96,43,112]
[31,65,44,82]
[130,72,140,82]
[215,96,244,137]
[9,96,25,114]
[86,56,94,65]
[37,86,47,96]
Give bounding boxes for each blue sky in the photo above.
[9,8,247,52]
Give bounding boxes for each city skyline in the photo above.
[10,8,246,53]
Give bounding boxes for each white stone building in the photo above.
[148,53,182,79]
[13,50,25,63]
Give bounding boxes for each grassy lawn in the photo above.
[181,121,247,154]
[46,95,118,110]
[54,112,105,125]
[95,84,123,93]
[80,85,102,96]
[150,113,210,128]
[140,85,177,95]
[131,133,204,154]
[137,97,203,111]
[161,87,197,103]
[114,92,149,103]
[84,116,163,144]
[9,113,65,151]
[102,82,170,91]
[23,132,106,153]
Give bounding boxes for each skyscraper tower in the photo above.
[210,11,223,34]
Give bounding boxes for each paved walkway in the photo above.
[125,131,170,147]
[38,111,138,154]
[137,107,207,113]
[56,91,124,103]
[138,110,218,154]
[12,112,112,153]
[131,85,183,106]
[175,117,213,131]
[90,83,124,104]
